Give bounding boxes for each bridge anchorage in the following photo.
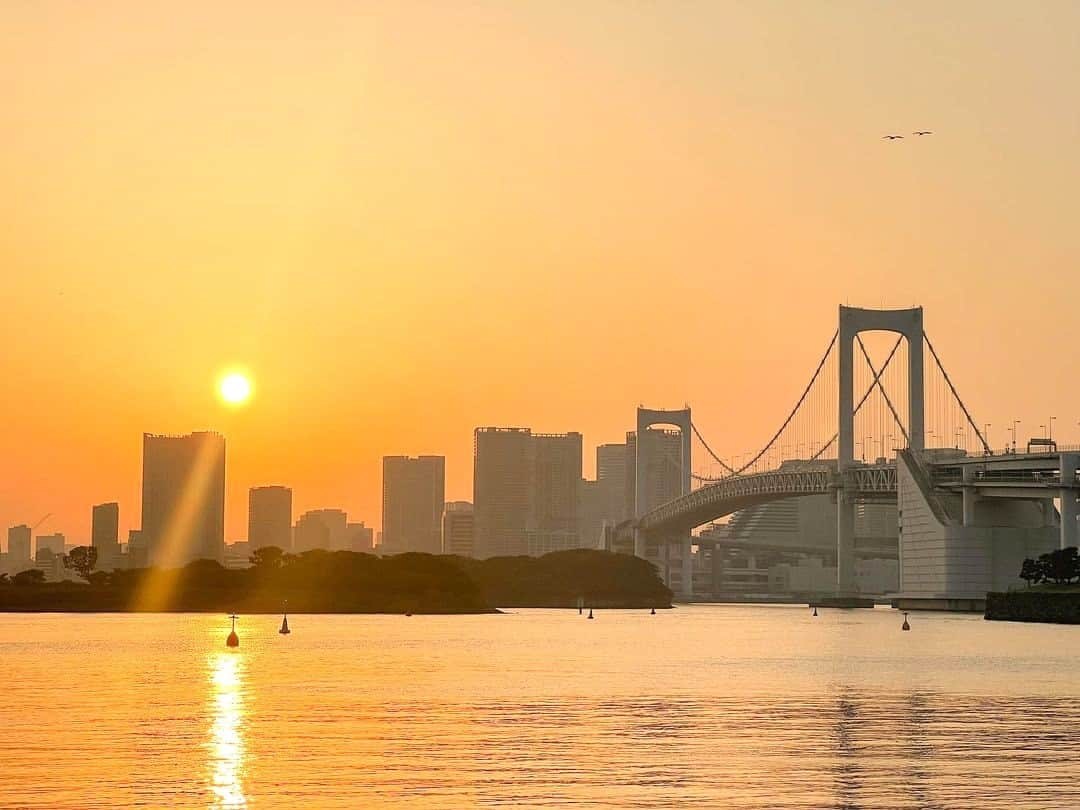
[623,305,1077,611]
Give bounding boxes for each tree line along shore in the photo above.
[0,547,673,614]
[985,547,1080,624]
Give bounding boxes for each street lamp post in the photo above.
[1050,416,1056,443]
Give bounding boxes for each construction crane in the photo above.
[32,513,52,532]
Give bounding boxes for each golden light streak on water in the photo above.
[207,652,248,808]
[2,608,1080,808]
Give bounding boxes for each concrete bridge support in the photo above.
[633,407,693,598]
[962,465,977,526]
[1061,453,1079,550]
[836,489,856,593]
[837,306,924,595]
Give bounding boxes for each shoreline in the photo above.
[984,590,1080,624]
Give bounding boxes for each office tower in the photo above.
[127,530,148,569]
[91,502,121,569]
[596,443,628,522]
[346,522,374,553]
[577,479,605,550]
[141,431,226,567]
[473,428,533,558]
[7,525,32,562]
[293,509,348,552]
[528,432,582,555]
[248,486,293,551]
[473,427,583,558]
[381,456,445,554]
[442,501,474,556]
[624,428,684,517]
[36,533,66,556]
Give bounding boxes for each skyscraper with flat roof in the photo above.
[381,456,445,554]
[248,486,293,551]
[346,522,374,553]
[91,502,120,570]
[527,432,583,555]
[473,428,533,558]
[625,428,683,517]
[442,501,475,557]
[7,525,31,563]
[293,509,348,552]
[596,443,628,521]
[473,427,583,558]
[141,431,226,567]
[35,533,65,556]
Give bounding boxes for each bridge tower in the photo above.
[634,407,693,598]
[837,306,924,594]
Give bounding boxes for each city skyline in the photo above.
[5,3,1080,551]
[3,383,1079,551]
[4,4,1079,807]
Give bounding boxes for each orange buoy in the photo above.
[226,613,240,647]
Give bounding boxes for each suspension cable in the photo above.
[691,420,737,475]
[725,329,839,475]
[806,335,904,462]
[856,334,910,447]
[924,333,992,455]
[688,334,906,480]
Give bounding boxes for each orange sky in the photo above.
[3,1,1080,545]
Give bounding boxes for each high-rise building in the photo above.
[442,501,475,556]
[346,522,374,553]
[293,509,349,553]
[596,443,628,522]
[474,428,533,558]
[141,431,226,567]
[473,427,583,558]
[127,530,148,569]
[7,525,32,562]
[91,502,121,569]
[36,533,66,556]
[527,433,582,555]
[381,456,445,554]
[625,428,684,517]
[577,479,605,550]
[248,486,293,552]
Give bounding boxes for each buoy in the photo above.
[405,611,412,617]
[587,608,594,620]
[226,614,240,648]
[650,607,656,615]
[812,607,818,617]
[901,612,911,631]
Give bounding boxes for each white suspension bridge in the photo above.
[620,306,1079,608]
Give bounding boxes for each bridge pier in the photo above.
[836,488,856,594]
[837,306,925,597]
[962,465,977,526]
[1061,453,1079,550]
[681,535,693,600]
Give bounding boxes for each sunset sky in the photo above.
[3,1,1080,545]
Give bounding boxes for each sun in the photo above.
[218,372,252,405]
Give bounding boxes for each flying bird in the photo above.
[913,130,933,136]
[883,135,904,140]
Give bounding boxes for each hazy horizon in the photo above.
[4,1,1080,543]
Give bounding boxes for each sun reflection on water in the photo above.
[208,652,247,808]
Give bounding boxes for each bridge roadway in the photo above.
[635,452,1080,538]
